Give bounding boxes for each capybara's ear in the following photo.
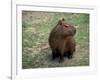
[62,18,65,21]
[58,20,62,25]
[58,18,65,25]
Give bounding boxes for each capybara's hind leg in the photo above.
[59,52,64,63]
[52,49,59,60]
[52,50,56,60]
[55,49,60,57]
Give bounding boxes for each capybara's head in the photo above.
[58,18,69,28]
[57,18,76,36]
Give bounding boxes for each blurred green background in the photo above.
[22,11,89,69]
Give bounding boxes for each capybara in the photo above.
[49,18,76,62]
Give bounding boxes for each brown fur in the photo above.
[49,18,76,62]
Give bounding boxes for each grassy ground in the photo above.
[22,11,89,69]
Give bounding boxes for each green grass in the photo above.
[22,11,89,69]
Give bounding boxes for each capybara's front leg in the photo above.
[67,51,73,59]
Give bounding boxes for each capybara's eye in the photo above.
[64,25,68,28]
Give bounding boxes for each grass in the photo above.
[22,11,89,69]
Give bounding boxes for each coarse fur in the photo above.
[49,18,76,62]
